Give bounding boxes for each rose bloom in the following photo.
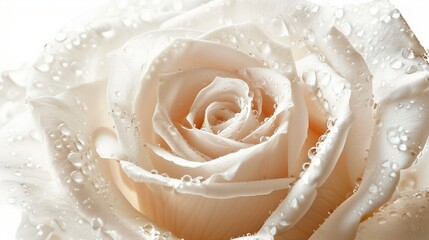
[1,0,429,239]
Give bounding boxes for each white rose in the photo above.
[1,0,429,240]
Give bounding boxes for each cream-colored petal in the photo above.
[356,190,429,240]
[114,160,292,240]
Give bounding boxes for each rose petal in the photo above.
[114,160,292,240]
[311,1,429,238]
[355,190,429,240]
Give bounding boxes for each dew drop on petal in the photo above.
[142,223,154,234]
[390,210,398,217]
[91,217,103,231]
[289,198,299,209]
[68,152,83,167]
[58,123,71,136]
[55,32,68,42]
[303,28,316,43]
[269,226,277,235]
[405,65,419,74]
[257,41,271,54]
[369,184,378,194]
[302,70,316,86]
[71,171,84,183]
[181,175,192,183]
[307,147,317,159]
[398,143,407,151]
[279,219,290,227]
[377,217,386,224]
[402,49,415,59]
[259,136,270,143]
[402,212,411,220]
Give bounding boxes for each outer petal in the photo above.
[312,2,429,239]
[355,190,429,240]
[20,0,213,239]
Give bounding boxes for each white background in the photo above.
[0,0,428,239]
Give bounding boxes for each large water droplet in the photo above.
[405,65,419,74]
[58,123,71,136]
[67,152,83,167]
[402,49,415,59]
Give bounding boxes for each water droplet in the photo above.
[91,217,103,231]
[377,217,386,224]
[402,212,411,220]
[256,41,271,54]
[259,136,270,143]
[390,59,403,69]
[307,147,317,159]
[58,123,71,136]
[369,184,378,194]
[303,28,315,43]
[55,32,68,42]
[402,49,415,59]
[398,143,407,151]
[389,210,398,217]
[181,175,192,183]
[93,22,115,38]
[302,162,311,171]
[302,70,316,86]
[387,127,401,145]
[34,63,50,72]
[353,29,364,39]
[71,171,84,183]
[142,223,154,234]
[67,152,83,167]
[405,65,419,74]
[269,226,277,235]
[279,219,290,227]
[289,198,299,208]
